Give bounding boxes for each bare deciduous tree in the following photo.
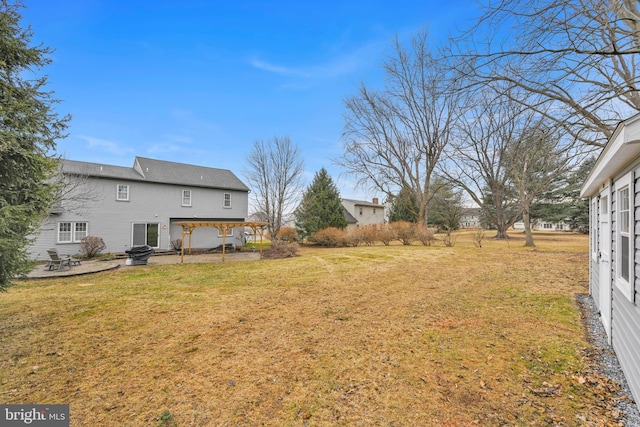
[245,136,305,239]
[338,30,465,225]
[442,88,522,239]
[456,0,640,147]
[51,164,101,216]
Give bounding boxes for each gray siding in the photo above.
[583,114,640,413]
[609,166,640,407]
[611,286,640,408]
[30,175,248,260]
[612,181,618,291]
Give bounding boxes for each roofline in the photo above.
[60,158,249,192]
[341,198,384,207]
[581,113,640,197]
[77,174,250,192]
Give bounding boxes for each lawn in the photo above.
[0,232,623,425]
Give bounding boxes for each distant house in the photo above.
[459,207,482,229]
[341,198,385,229]
[512,220,571,231]
[29,157,249,260]
[580,112,640,411]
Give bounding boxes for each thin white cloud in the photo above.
[76,135,135,155]
[250,59,303,77]
[249,40,387,80]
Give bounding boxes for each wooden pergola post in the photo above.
[180,225,196,264]
[174,221,268,264]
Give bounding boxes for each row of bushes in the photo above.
[275,222,443,247]
[276,222,487,248]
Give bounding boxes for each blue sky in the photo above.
[23,0,477,201]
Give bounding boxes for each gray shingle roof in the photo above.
[343,207,358,224]
[61,157,249,192]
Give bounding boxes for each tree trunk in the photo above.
[522,210,535,247]
[494,224,509,239]
[493,193,509,239]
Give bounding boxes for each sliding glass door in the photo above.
[132,223,159,247]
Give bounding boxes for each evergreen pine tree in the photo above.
[0,1,69,290]
[387,186,419,223]
[295,168,347,237]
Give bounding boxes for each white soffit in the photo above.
[581,114,640,197]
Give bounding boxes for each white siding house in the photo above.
[581,113,640,411]
[29,157,249,260]
[459,207,482,229]
[512,220,571,231]
[341,198,385,230]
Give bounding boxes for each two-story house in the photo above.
[341,198,385,229]
[29,156,249,260]
[459,207,482,229]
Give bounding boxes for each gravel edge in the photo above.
[576,293,640,426]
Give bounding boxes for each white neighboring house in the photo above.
[459,207,482,229]
[580,112,640,411]
[29,157,249,260]
[512,220,571,231]
[341,198,386,230]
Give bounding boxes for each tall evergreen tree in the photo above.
[428,178,464,232]
[0,1,69,290]
[387,186,419,223]
[530,156,596,234]
[295,168,347,237]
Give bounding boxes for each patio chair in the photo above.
[46,249,73,271]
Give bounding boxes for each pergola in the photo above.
[173,221,269,263]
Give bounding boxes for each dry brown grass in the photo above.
[0,232,619,425]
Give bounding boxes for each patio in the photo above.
[24,252,261,279]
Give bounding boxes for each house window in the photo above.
[75,222,88,241]
[615,173,633,301]
[543,223,553,229]
[359,207,363,216]
[217,228,234,238]
[182,190,192,206]
[58,222,71,243]
[117,184,129,201]
[58,221,88,243]
[373,208,376,214]
[618,185,630,282]
[223,193,231,208]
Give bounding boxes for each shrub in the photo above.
[415,225,436,246]
[442,232,457,247]
[390,221,415,245]
[360,225,379,246]
[170,239,182,251]
[310,227,347,247]
[376,224,395,246]
[277,226,298,242]
[270,240,299,257]
[80,235,106,259]
[346,227,365,247]
[472,228,485,248]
